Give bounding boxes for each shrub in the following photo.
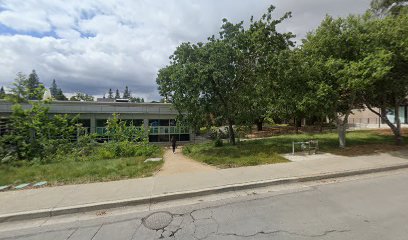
[214,138,223,147]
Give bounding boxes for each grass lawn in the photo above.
[0,155,163,186]
[183,130,407,168]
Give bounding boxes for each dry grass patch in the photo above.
[330,143,406,157]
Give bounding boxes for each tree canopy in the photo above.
[157,6,294,144]
[49,79,68,101]
[70,92,94,102]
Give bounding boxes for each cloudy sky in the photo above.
[0,0,371,101]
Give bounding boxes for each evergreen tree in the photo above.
[108,89,114,99]
[115,89,121,99]
[55,89,68,101]
[130,97,145,103]
[26,70,44,100]
[0,86,5,99]
[49,79,67,101]
[50,79,58,97]
[123,86,131,99]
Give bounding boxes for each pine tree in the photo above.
[115,89,121,99]
[108,89,114,99]
[123,86,131,99]
[26,70,44,100]
[0,86,5,99]
[50,79,58,97]
[49,79,67,100]
[55,89,68,101]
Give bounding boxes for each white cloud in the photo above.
[0,0,371,101]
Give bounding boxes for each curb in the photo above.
[2,163,408,223]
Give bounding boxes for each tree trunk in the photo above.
[393,104,403,145]
[294,117,299,134]
[319,116,324,133]
[256,118,263,131]
[336,114,349,149]
[228,120,236,145]
[367,105,403,145]
[338,124,346,148]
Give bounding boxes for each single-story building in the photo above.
[349,105,408,129]
[0,100,193,143]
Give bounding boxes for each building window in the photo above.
[96,119,108,135]
[148,119,190,142]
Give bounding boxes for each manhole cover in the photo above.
[142,211,173,230]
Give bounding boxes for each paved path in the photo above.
[156,147,217,176]
[0,150,407,219]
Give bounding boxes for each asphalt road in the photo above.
[1,170,408,240]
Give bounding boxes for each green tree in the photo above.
[115,89,121,99]
[157,6,293,145]
[50,79,58,97]
[301,15,373,148]
[49,79,67,101]
[240,6,294,131]
[9,72,29,103]
[26,70,44,100]
[108,88,114,99]
[55,88,68,101]
[0,86,5,99]
[361,14,408,145]
[123,86,131,99]
[130,97,144,103]
[70,92,94,102]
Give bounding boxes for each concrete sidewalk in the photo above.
[1,150,408,222]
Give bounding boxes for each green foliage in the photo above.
[105,113,149,143]
[0,86,5,99]
[123,86,131,99]
[130,97,144,103]
[213,138,223,147]
[8,71,45,103]
[0,156,163,186]
[49,79,68,101]
[108,88,114,99]
[0,102,79,163]
[26,70,44,100]
[157,5,293,145]
[70,92,94,101]
[184,130,405,168]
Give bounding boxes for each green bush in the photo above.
[214,138,223,147]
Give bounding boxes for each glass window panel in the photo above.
[159,119,169,126]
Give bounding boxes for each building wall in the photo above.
[0,100,194,143]
[349,105,408,129]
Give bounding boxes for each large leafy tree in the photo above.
[301,15,374,148]
[8,71,45,103]
[238,7,294,131]
[157,6,293,144]
[361,14,408,145]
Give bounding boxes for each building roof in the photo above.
[0,100,178,115]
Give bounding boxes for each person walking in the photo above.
[171,136,177,154]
